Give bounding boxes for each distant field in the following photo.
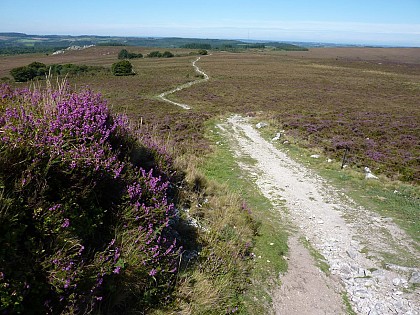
[1,46,419,181]
[175,49,420,181]
[277,47,420,64]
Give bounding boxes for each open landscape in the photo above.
[1,33,419,314]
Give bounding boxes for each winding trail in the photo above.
[156,56,419,313]
[157,56,210,110]
[217,115,419,315]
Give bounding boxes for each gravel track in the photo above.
[157,56,209,109]
[218,115,419,315]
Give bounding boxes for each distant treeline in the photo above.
[181,43,212,50]
[0,33,309,55]
[10,62,108,82]
[273,43,309,51]
[0,46,67,56]
[181,42,308,51]
[97,42,125,46]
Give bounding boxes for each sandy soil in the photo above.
[217,115,419,315]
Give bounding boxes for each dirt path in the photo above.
[217,115,419,315]
[157,56,209,109]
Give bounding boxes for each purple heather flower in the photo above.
[62,218,70,228]
[149,269,157,276]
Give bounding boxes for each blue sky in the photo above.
[1,0,420,46]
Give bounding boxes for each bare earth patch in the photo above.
[218,115,419,315]
[273,236,345,314]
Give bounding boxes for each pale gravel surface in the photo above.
[157,56,209,109]
[155,55,419,314]
[217,115,419,315]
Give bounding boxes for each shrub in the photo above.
[198,49,208,55]
[118,49,130,59]
[162,51,174,58]
[111,60,134,76]
[10,62,107,82]
[0,83,181,313]
[147,51,162,58]
[10,66,35,82]
[118,49,143,59]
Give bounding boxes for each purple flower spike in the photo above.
[62,218,70,228]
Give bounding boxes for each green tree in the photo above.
[10,66,35,82]
[111,60,134,76]
[118,49,129,59]
[28,62,47,76]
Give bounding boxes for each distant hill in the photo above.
[0,33,309,55]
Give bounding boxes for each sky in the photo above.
[1,0,420,46]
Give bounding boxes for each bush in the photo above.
[0,83,181,313]
[147,51,162,58]
[10,62,107,82]
[111,60,134,76]
[162,51,174,58]
[118,49,130,59]
[198,49,208,55]
[118,49,143,59]
[10,66,35,82]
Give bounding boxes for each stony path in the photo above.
[157,56,209,109]
[218,115,420,315]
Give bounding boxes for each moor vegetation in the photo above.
[0,81,258,314]
[173,52,420,182]
[0,44,419,314]
[10,61,108,82]
[117,49,143,60]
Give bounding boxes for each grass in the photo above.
[199,118,289,314]
[299,237,331,276]
[2,46,419,313]
[257,122,419,267]
[341,292,358,315]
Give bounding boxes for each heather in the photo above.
[0,83,181,313]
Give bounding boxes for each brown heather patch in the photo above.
[174,51,420,181]
[2,47,419,181]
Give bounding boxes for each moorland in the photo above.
[1,41,419,314]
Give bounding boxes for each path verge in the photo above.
[218,114,419,315]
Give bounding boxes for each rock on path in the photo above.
[218,115,419,315]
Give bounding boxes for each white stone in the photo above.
[409,272,420,284]
[256,122,268,129]
[346,248,358,259]
[392,278,401,286]
[271,133,282,141]
[310,154,320,159]
[365,172,378,180]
